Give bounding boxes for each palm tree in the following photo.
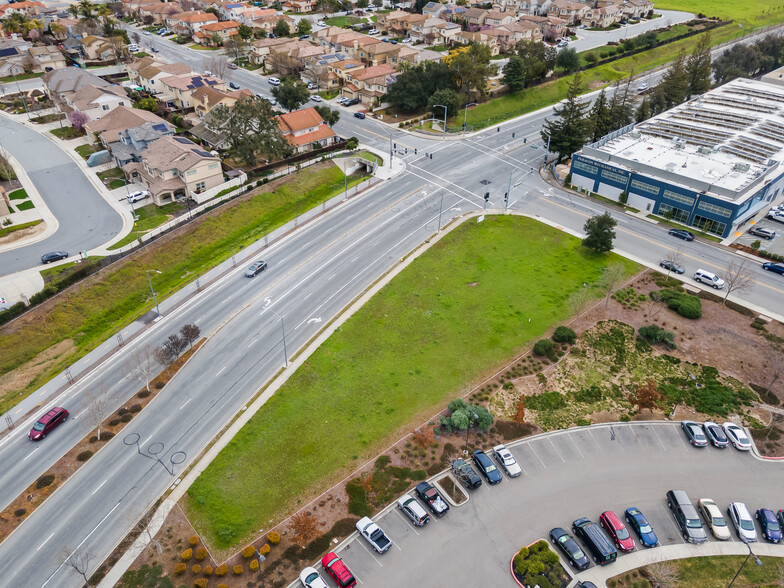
[3,19,21,35]
[67,5,79,19]
[78,0,96,23]
[96,4,112,25]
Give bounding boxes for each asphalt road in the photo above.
[0,115,123,275]
[304,422,784,587]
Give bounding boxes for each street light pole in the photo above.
[255,551,266,588]
[145,269,162,317]
[264,307,288,367]
[12,72,30,120]
[463,102,478,135]
[542,130,552,166]
[434,104,447,139]
[727,542,762,588]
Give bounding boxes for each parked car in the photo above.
[767,211,784,224]
[702,421,729,448]
[307,82,318,90]
[356,517,391,553]
[472,449,503,484]
[728,502,757,542]
[756,508,783,543]
[492,444,522,477]
[659,259,685,274]
[763,262,784,275]
[41,251,68,264]
[549,527,590,570]
[28,407,68,440]
[353,112,365,119]
[693,269,725,290]
[396,494,430,526]
[299,567,328,588]
[126,190,149,203]
[415,481,449,516]
[749,226,776,239]
[637,82,649,93]
[666,489,707,544]
[557,39,568,47]
[244,260,267,277]
[668,228,695,241]
[299,34,309,40]
[723,422,751,450]
[681,420,708,447]
[697,498,731,540]
[451,458,482,489]
[599,511,635,552]
[321,553,356,588]
[228,81,240,90]
[572,517,617,565]
[317,20,327,26]
[368,28,379,34]
[336,96,347,104]
[345,98,360,106]
[268,77,281,85]
[624,507,658,548]
[311,95,323,102]
[228,62,238,69]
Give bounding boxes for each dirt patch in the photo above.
[0,339,75,405]
[0,221,46,246]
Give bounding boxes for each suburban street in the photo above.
[1,20,784,588]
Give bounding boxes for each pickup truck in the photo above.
[356,517,391,553]
[451,458,482,489]
[415,481,450,517]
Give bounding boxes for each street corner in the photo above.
[0,268,44,307]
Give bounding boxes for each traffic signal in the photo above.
[415,148,417,155]
[484,192,490,202]
[524,138,527,144]
[504,192,508,206]
[394,142,397,150]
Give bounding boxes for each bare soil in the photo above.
[0,220,46,246]
[0,339,74,405]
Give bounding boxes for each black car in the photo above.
[550,527,590,569]
[41,251,68,264]
[451,458,482,489]
[763,262,784,276]
[415,481,449,517]
[244,260,267,277]
[471,449,502,484]
[659,260,685,274]
[345,98,360,106]
[668,229,695,241]
[229,81,240,90]
[353,111,365,119]
[702,421,729,448]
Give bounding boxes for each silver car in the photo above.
[728,502,757,542]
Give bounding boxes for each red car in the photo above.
[600,511,635,552]
[321,552,356,588]
[28,407,69,441]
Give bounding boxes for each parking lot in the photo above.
[737,214,783,256]
[292,422,784,587]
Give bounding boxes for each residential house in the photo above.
[122,135,224,205]
[0,40,32,77]
[440,5,468,21]
[376,9,409,32]
[85,105,169,145]
[409,17,445,44]
[128,59,193,94]
[159,74,226,109]
[138,1,182,24]
[218,2,251,20]
[329,58,366,86]
[193,21,240,45]
[276,107,338,153]
[234,6,276,27]
[27,46,66,72]
[191,85,252,118]
[0,1,45,18]
[43,67,110,103]
[455,30,499,55]
[463,8,489,29]
[493,0,552,16]
[385,44,418,68]
[65,84,129,120]
[483,10,516,26]
[108,120,176,166]
[80,35,118,62]
[281,0,317,13]
[357,39,398,66]
[520,13,566,39]
[488,20,542,51]
[120,0,160,18]
[249,36,293,65]
[422,2,447,18]
[251,14,295,34]
[434,21,462,45]
[547,0,589,25]
[343,64,396,106]
[413,48,445,64]
[583,3,621,27]
[167,11,219,36]
[622,0,653,18]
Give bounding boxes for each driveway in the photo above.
[0,115,123,276]
[294,422,784,587]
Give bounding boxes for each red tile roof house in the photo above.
[276,107,338,153]
[192,21,240,46]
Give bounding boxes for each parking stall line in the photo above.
[625,424,645,452]
[651,425,668,452]
[355,539,383,567]
[526,442,547,469]
[672,424,690,449]
[568,433,585,459]
[548,437,566,463]
[392,509,420,535]
[587,429,606,455]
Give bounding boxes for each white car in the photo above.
[723,422,751,450]
[698,498,731,541]
[637,82,649,92]
[728,502,757,542]
[336,96,347,104]
[492,444,522,477]
[299,566,328,588]
[401,37,412,43]
[396,494,430,526]
[126,190,150,203]
[368,28,379,35]
[557,40,568,47]
[311,95,323,102]
[356,517,391,553]
[317,20,326,26]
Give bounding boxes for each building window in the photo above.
[195,181,206,191]
[102,104,110,110]
[662,189,694,207]
[692,215,726,236]
[208,163,219,170]
[573,159,598,175]
[657,203,690,224]
[630,179,660,195]
[187,170,197,176]
[601,169,627,183]
[697,201,732,218]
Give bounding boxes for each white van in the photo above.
[268,77,281,86]
[128,43,139,52]
[693,269,725,289]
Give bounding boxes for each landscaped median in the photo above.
[183,215,639,550]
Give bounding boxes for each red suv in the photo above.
[321,552,356,588]
[28,407,68,441]
[600,510,635,552]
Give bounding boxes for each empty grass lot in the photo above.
[612,556,784,587]
[0,164,366,413]
[107,201,185,250]
[185,215,639,549]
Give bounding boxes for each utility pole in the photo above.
[434,104,447,139]
[437,191,444,232]
[462,102,477,135]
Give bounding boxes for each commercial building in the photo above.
[569,78,784,238]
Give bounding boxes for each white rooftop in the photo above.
[583,78,784,202]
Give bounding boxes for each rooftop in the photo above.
[583,78,784,201]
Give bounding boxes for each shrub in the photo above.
[533,339,555,356]
[129,404,142,413]
[117,407,128,416]
[173,563,187,575]
[189,535,199,546]
[195,548,207,560]
[250,559,259,571]
[619,191,628,204]
[638,325,676,349]
[203,565,213,576]
[233,564,243,575]
[552,326,576,344]
[36,474,55,489]
[259,543,271,555]
[267,531,281,545]
[218,585,228,588]
[242,545,256,559]
[191,564,201,574]
[14,508,26,517]
[77,450,93,462]
[155,381,165,389]
[193,580,208,588]
[181,548,193,561]
[215,564,228,576]
[109,419,121,427]
[654,289,702,319]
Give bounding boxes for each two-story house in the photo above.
[281,0,317,12]
[43,67,110,106]
[159,74,226,109]
[547,0,590,25]
[27,46,67,72]
[167,11,219,36]
[454,30,499,54]
[191,85,252,118]
[519,14,566,40]
[422,2,447,18]
[108,120,176,166]
[483,10,517,26]
[66,84,129,120]
[343,64,396,107]
[139,2,182,24]
[434,21,462,45]
[277,107,338,153]
[218,2,251,21]
[622,0,653,19]
[463,8,489,29]
[128,59,192,94]
[80,35,117,62]
[488,20,542,51]
[234,6,276,26]
[85,105,170,148]
[193,21,240,45]
[409,17,446,44]
[0,1,45,19]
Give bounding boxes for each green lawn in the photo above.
[0,165,369,414]
[654,0,784,26]
[188,44,221,50]
[356,150,382,165]
[108,179,127,190]
[0,220,41,238]
[613,556,784,587]
[0,72,43,84]
[324,15,366,28]
[74,144,100,159]
[185,215,639,549]
[97,167,124,182]
[107,202,185,250]
[320,89,339,100]
[50,127,82,140]
[16,200,34,211]
[8,189,27,200]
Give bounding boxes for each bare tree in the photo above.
[61,544,93,585]
[163,334,188,359]
[661,248,683,277]
[567,286,593,317]
[125,344,157,393]
[86,383,109,441]
[599,262,627,307]
[127,505,163,555]
[721,258,754,302]
[179,324,201,349]
[208,55,229,79]
[154,344,176,370]
[644,559,679,587]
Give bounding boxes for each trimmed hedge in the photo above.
[241,545,256,559]
[181,548,193,561]
[173,563,187,575]
[233,564,243,575]
[36,474,55,489]
[652,289,702,319]
[250,559,259,571]
[552,326,576,344]
[259,543,271,556]
[215,564,228,576]
[267,531,281,545]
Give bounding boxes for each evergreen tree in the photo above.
[502,55,526,92]
[660,49,688,108]
[609,76,635,130]
[588,89,612,142]
[635,96,651,123]
[541,72,590,162]
[582,212,617,253]
[685,31,712,98]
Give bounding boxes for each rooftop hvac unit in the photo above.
[697,146,713,155]
[733,162,751,172]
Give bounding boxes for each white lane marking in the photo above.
[354,538,383,567]
[527,442,547,469]
[568,433,585,459]
[628,424,645,452]
[37,533,54,551]
[587,429,606,455]
[548,437,566,463]
[142,435,152,446]
[222,296,232,304]
[180,398,191,410]
[216,367,226,377]
[392,508,421,535]
[23,447,40,462]
[651,425,668,452]
[304,292,312,300]
[91,479,107,496]
[247,338,257,349]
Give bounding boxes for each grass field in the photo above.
[612,555,784,587]
[0,164,369,413]
[107,202,185,250]
[185,215,639,549]
[655,0,784,26]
